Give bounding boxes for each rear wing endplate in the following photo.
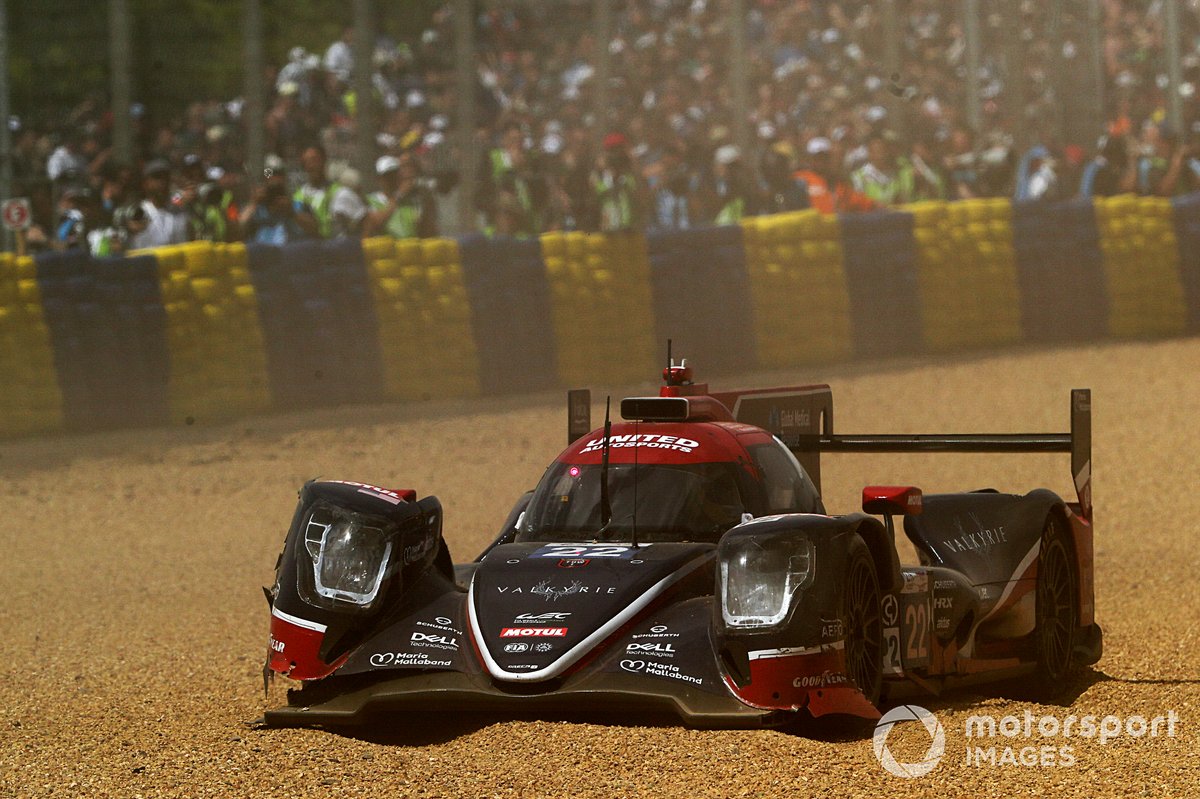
[781,389,1092,522]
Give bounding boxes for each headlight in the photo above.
[300,503,394,608]
[719,534,813,629]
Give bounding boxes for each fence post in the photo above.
[454,0,477,234]
[243,0,265,180]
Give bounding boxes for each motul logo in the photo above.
[500,627,568,637]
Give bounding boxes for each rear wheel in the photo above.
[1034,515,1078,690]
[842,536,883,706]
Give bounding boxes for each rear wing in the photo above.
[776,388,1092,523]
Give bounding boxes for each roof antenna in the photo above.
[599,396,613,531]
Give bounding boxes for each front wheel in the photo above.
[842,535,883,706]
[1034,514,1078,691]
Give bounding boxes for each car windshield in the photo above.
[516,461,747,544]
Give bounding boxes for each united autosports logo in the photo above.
[580,434,699,454]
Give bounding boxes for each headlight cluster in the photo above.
[299,503,396,609]
[719,532,813,629]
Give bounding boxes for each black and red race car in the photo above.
[262,361,1101,727]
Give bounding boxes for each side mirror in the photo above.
[862,485,923,516]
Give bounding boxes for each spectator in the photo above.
[1014,145,1058,201]
[851,134,903,206]
[293,144,365,238]
[481,125,538,237]
[758,143,810,215]
[1080,134,1135,197]
[128,160,189,250]
[46,132,88,183]
[363,154,438,239]
[898,139,947,202]
[702,145,754,225]
[52,187,90,250]
[794,137,874,214]
[241,175,312,245]
[323,26,355,83]
[648,142,698,230]
[592,133,644,232]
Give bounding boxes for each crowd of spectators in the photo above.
[14,0,1200,255]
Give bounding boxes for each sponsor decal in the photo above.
[369,651,453,668]
[403,536,434,565]
[327,480,406,505]
[626,642,676,656]
[908,493,922,509]
[506,664,539,671]
[533,580,583,601]
[514,612,572,623]
[934,579,956,590]
[534,642,554,653]
[495,581,616,599]
[581,434,700,454]
[269,637,285,653]
[631,626,680,640]
[936,617,951,631]
[500,627,568,637]
[411,631,458,650]
[792,671,849,688]
[558,559,591,568]
[821,619,844,639]
[503,642,530,653]
[881,594,899,626]
[416,617,461,635]
[619,658,703,686]
[944,514,1009,554]
[934,597,953,610]
[779,407,811,430]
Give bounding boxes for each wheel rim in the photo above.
[1037,535,1075,677]
[844,557,881,700]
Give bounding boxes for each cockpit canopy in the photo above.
[516,461,748,544]
[515,435,824,544]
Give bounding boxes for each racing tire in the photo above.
[1033,514,1078,691]
[842,535,883,707]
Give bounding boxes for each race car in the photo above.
[261,359,1101,727]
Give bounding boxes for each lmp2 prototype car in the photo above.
[262,361,1101,727]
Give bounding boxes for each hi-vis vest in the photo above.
[367,192,420,239]
[295,182,343,238]
[594,171,636,230]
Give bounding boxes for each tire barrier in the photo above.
[541,231,657,388]
[6,193,1200,438]
[741,210,853,367]
[0,253,63,436]
[1012,198,1110,344]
